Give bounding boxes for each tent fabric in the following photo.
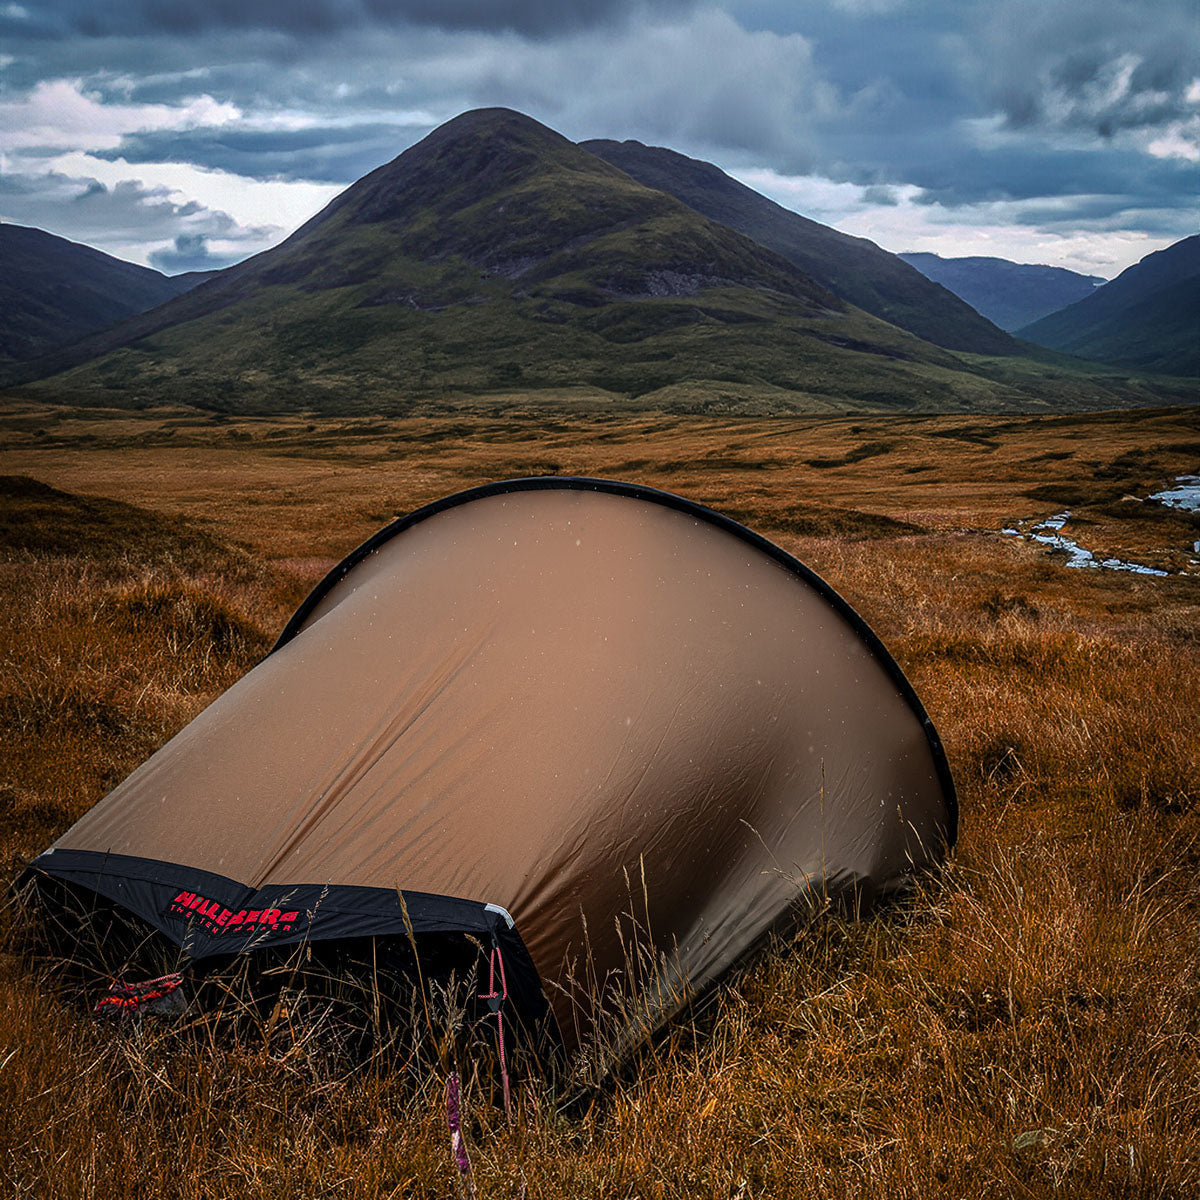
[29,477,956,1056]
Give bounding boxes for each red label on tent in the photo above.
[166,891,300,935]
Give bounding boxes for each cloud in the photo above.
[732,167,899,223]
[827,0,909,13]
[93,120,434,183]
[964,0,1199,142]
[410,8,832,170]
[148,231,243,272]
[734,164,1192,276]
[0,75,363,262]
[861,184,900,206]
[6,8,834,168]
[46,150,340,220]
[0,78,239,154]
[882,131,1198,208]
[1,170,222,239]
[0,10,842,260]
[1148,117,1200,163]
[0,2,1193,280]
[0,165,288,266]
[32,0,695,38]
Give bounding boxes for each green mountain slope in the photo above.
[0,222,199,362]
[1023,274,1200,376]
[1018,235,1200,376]
[10,110,1192,414]
[581,138,1016,355]
[899,253,1103,331]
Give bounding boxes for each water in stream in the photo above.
[1000,472,1200,577]
[1005,511,1169,576]
[1150,475,1200,514]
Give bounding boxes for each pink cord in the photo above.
[478,946,512,1119]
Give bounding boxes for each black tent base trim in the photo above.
[24,848,554,1053]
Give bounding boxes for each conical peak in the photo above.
[314,107,610,232]
[398,106,584,187]
[428,106,568,144]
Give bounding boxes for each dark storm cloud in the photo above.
[967,0,1199,138]
[8,2,1195,183]
[812,127,1196,238]
[93,124,415,183]
[1,0,1194,270]
[1008,194,1196,236]
[857,139,1194,209]
[860,185,899,206]
[682,0,1198,241]
[22,0,693,38]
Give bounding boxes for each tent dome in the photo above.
[29,477,955,1059]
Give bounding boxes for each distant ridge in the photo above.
[581,138,1017,355]
[0,222,200,362]
[898,253,1103,331]
[1019,235,1200,377]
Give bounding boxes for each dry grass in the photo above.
[0,400,1198,1197]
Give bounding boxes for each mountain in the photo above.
[898,253,1103,331]
[7,110,1191,414]
[0,110,957,412]
[1018,235,1200,376]
[0,222,200,362]
[580,139,1016,355]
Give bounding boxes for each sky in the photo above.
[0,1,1196,278]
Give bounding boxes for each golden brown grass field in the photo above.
[1,398,1198,1198]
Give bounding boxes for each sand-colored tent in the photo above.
[29,478,955,1058]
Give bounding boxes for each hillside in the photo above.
[1019,235,1200,376]
[7,110,1192,415]
[0,223,200,362]
[899,253,1103,331]
[581,139,1016,355]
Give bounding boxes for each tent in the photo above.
[27,477,956,1062]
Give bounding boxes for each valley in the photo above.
[2,399,1196,573]
[2,0,1197,1187]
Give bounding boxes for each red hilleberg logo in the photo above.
[167,891,300,934]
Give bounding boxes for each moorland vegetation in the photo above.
[0,402,1196,1196]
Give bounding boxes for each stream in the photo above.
[1001,474,1200,578]
[1002,511,1168,576]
